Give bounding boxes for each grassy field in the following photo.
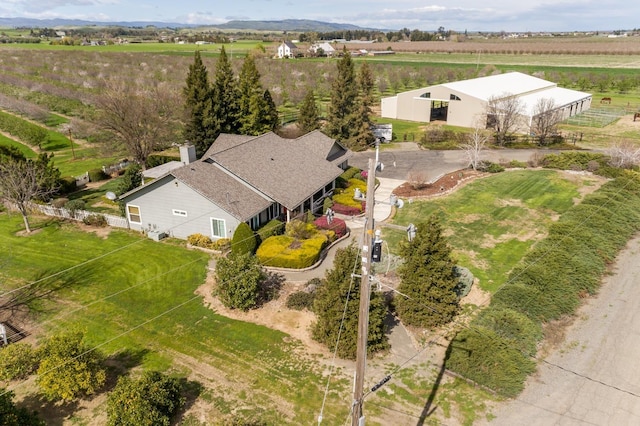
[0,215,354,424]
[387,169,604,292]
[0,167,610,424]
[0,40,270,56]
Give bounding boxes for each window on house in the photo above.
[450,94,461,100]
[127,205,141,223]
[211,218,226,238]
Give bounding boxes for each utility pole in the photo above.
[352,157,377,426]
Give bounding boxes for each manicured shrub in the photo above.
[256,219,284,242]
[284,219,317,240]
[87,168,108,182]
[475,307,542,356]
[322,196,334,214]
[211,238,231,252]
[286,291,315,310]
[336,166,362,187]
[231,222,257,256]
[314,216,347,239]
[256,235,328,269]
[331,203,362,216]
[82,214,107,227]
[187,233,213,249]
[447,326,536,398]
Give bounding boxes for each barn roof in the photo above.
[442,72,556,101]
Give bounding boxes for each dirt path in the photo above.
[481,235,640,425]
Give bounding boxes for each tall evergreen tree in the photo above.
[203,46,239,155]
[297,89,320,134]
[261,89,279,132]
[182,50,212,154]
[312,244,388,359]
[325,48,358,145]
[396,215,460,328]
[356,61,376,147]
[237,54,266,135]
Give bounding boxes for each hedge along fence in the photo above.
[447,171,640,397]
[0,110,49,148]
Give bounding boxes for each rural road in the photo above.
[478,235,640,425]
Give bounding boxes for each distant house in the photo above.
[277,40,299,58]
[309,42,336,57]
[120,131,352,240]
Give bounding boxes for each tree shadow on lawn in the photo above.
[19,393,80,426]
[1,265,99,320]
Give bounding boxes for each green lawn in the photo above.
[0,214,350,424]
[388,169,600,292]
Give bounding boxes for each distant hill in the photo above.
[215,19,371,32]
[0,17,376,32]
[0,17,188,29]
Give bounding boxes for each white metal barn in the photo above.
[381,72,592,132]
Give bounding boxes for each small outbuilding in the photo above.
[381,72,592,133]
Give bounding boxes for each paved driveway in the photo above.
[349,144,555,181]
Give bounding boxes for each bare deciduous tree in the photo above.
[95,79,181,168]
[462,126,489,170]
[608,141,640,169]
[531,97,561,145]
[0,157,58,233]
[486,93,525,145]
[407,170,429,189]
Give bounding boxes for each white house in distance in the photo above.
[120,131,352,241]
[381,72,592,132]
[277,40,299,58]
[309,42,336,56]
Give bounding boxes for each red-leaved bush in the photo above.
[331,203,362,216]
[314,216,347,238]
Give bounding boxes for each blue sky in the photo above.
[0,0,636,32]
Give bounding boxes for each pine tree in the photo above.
[297,89,320,134]
[261,89,279,132]
[312,244,388,359]
[237,54,265,135]
[204,46,239,155]
[325,48,358,145]
[396,215,460,328]
[182,50,212,154]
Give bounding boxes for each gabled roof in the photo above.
[281,40,298,49]
[122,131,351,219]
[171,162,272,221]
[121,161,272,222]
[206,131,350,209]
[518,86,592,116]
[441,72,556,101]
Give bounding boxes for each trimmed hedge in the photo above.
[257,235,328,269]
[257,219,284,242]
[447,171,640,397]
[314,216,347,239]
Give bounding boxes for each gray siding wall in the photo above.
[125,176,240,240]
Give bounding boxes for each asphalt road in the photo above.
[349,144,555,181]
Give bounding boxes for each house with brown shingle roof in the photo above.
[120,131,352,240]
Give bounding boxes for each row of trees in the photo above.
[183,48,278,156]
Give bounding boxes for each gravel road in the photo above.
[481,236,640,425]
